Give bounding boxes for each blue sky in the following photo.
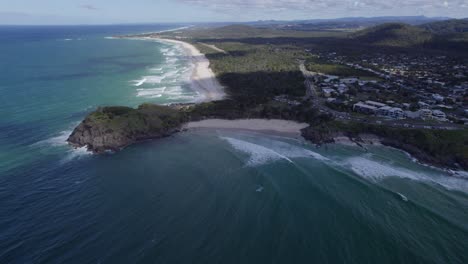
[0,0,467,24]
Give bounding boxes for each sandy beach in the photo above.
[186,119,310,137]
[155,38,226,102]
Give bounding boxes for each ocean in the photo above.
[0,25,467,263]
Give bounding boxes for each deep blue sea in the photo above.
[0,25,467,264]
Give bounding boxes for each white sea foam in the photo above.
[129,37,198,102]
[149,67,163,72]
[132,78,147,87]
[222,137,293,166]
[397,192,409,202]
[33,128,77,148]
[449,170,468,179]
[46,131,71,146]
[143,75,165,84]
[346,157,419,181]
[61,146,93,164]
[166,58,178,63]
[166,50,177,56]
[344,156,468,192]
[221,136,328,166]
[137,87,167,98]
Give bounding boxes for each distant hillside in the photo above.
[180,24,344,39]
[352,23,433,47]
[186,25,281,39]
[251,16,450,31]
[419,19,468,34]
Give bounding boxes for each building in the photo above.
[365,100,387,108]
[337,84,348,94]
[432,94,444,102]
[353,102,377,114]
[404,111,420,119]
[431,110,447,121]
[419,109,432,120]
[418,101,430,109]
[322,88,336,97]
[377,106,405,119]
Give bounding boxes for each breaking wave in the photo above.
[220,136,328,166]
[220,133,467,193]
[129,41,197,102]
[343,156,468,192]
[34,130,72,147]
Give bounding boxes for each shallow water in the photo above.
[0,25,467,264]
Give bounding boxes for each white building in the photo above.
[377,106,405,119]
[431,110,447,121]
[322,88,336,97]
[405,111,420,119]
[432,94,444,102]
[419,109,432,120]
[418,101,430,109]
[365,100,387,108]
[353,102,377,114]
[337,84,348,94]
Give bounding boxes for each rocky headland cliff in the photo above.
[67,104,185,153]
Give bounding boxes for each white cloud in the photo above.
[79,4,98,11]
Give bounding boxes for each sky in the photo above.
[0,0,467,25]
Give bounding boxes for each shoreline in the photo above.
[152,38,226,102]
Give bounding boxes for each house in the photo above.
[322,88,336,97]
[432,94,444,102]
[365,100,387,108]
[418,101,430,109]
[432,110,447,121]
[377,106,405,119]
[337,84,348,94]
[405,111,420,119]
[419,109,432,120]
[353,102,377,114]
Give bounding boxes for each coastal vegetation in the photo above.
[184,37,312,115]
[67,104,185,153]
[302,121,468,169]
[305,57,379,79]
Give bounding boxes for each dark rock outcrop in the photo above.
[67,104,185,153]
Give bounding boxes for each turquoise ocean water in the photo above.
[0,25,467,263]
